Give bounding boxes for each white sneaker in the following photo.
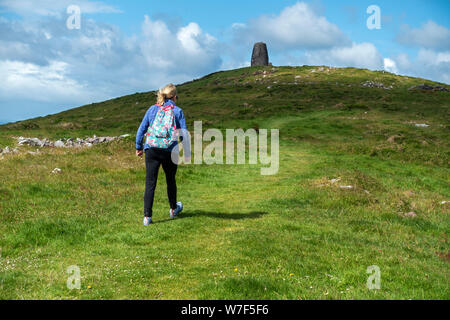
[143,217,152,226]
[170,202,183,218]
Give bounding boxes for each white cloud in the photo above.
[304,42,383,70]
[397,20,450,51]
[140,15,221,77]
[233,2,350,50]
[0,40,31,59]
[0,60,101,103]
[415,49,450,84]
[231,23,246,30]
[383,58,398,74]
[395,53,411,70]
[418,49,450,64]
[177,23,203,54]
[388,49,450,84]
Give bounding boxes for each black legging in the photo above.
[144,148,178,217]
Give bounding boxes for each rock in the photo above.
[404,211,417,218]
[339,185,354,189]
[3,146,10,154]
[387,135,403,143]
[441,201,449,205]
[330,178,341,184]
[415,123,429,128]
[52,168,62,174]
[361,81,393,90]
[54,140,65,148]
[119,134,130,138]
[251,42,269,67]
[34,138,43,146]
[42,139,52,147]
[18,137,41,146]
[87,137,98,144]
[409,84,450,92]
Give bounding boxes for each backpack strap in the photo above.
[155,104,176,130]
[156,104,175,111]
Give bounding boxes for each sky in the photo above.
[0,0,449,123]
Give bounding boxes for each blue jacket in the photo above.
[136,99,188,151]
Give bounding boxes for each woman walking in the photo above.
[136,84,187,225]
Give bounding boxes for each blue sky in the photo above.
[0,0,449,123]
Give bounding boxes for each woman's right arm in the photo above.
[136,108,151,151]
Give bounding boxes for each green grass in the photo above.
[0,66,449,299]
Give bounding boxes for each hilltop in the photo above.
[2,66,449,135]
[1,65,449,165]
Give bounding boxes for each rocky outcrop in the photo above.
[16,134,130,148]
[0,134,131,157]
[409,84,449,92]
[361,81,393,90]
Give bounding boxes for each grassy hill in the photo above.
[0,65,449,299]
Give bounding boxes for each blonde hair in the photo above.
[157,83,177,105]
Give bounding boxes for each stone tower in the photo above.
[251,42,269,67]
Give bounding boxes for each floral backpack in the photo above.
[145,104,177,149]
